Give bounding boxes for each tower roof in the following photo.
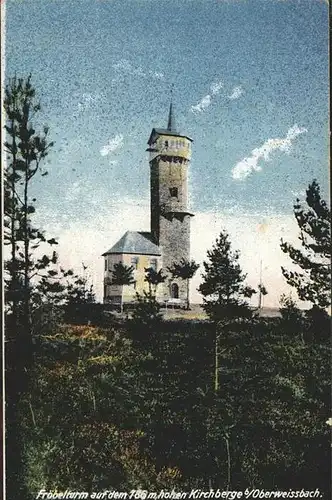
[167,102,176,132]
[102,231,161,256]
[147,102,193,145]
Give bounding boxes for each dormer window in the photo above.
[170,187,178,198]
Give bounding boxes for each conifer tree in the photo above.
[198,230,256,398]
[257,284,268,310]
[63,263,96,324]
[4,74,57,343]
[198,229,256,322]
[3,74,62,500]
[280,180,331,310]
[168,258,199,310]
[110,262,135,312]
[144,267,166,296]
[131,291,163,334]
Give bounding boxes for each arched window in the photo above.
[171,283,179,299]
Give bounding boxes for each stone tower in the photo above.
[147,103,194,301]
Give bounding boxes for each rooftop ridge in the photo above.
[102,230,161,256]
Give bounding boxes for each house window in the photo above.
[131,256,139,269]
[165,140,169,149]
[169,187,178,198]
[104,259,108,271]
[150,258,158,271]
[171,283,179,299]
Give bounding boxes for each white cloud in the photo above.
[191,94,212,113]
[38,195,302,309]
[100,134,124,157]
[210,80,224,95]
[191,80,243,113]
[191,81,223,113]
[112,59,164,80]
[232,124,308,181]
[228,85,244,100]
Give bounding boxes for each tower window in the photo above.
[169,187,178,198]
[105,259,108,271]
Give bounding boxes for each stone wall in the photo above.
[149,144,193,304]
[159,213,191,301]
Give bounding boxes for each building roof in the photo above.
[102,231,161,256]
[147,103,193,145]
[147,128,193,145]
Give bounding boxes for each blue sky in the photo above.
[4,0,329,305]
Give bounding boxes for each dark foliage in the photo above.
[144,267,166,296]
[198,229,256,322]
[281,180,331,309]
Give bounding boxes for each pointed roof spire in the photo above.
[167,84,176,132]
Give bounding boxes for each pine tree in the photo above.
[168,259,199,310]
[110,262,135,313]
[280,180,331,310]
[3,74,62,500]
[130,291,163,335]
[257,284,268,310]
[63,263,96,324]
[144,267,166,296]
[4,74,58,342]
[198,230,256,322]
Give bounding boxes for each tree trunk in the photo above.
[214,328,219,392]
[10,118,18,327]
[23,158,32,358]
[224,433,231,489]
[120,286,123,314]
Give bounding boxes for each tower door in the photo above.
[171,283,179,299]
